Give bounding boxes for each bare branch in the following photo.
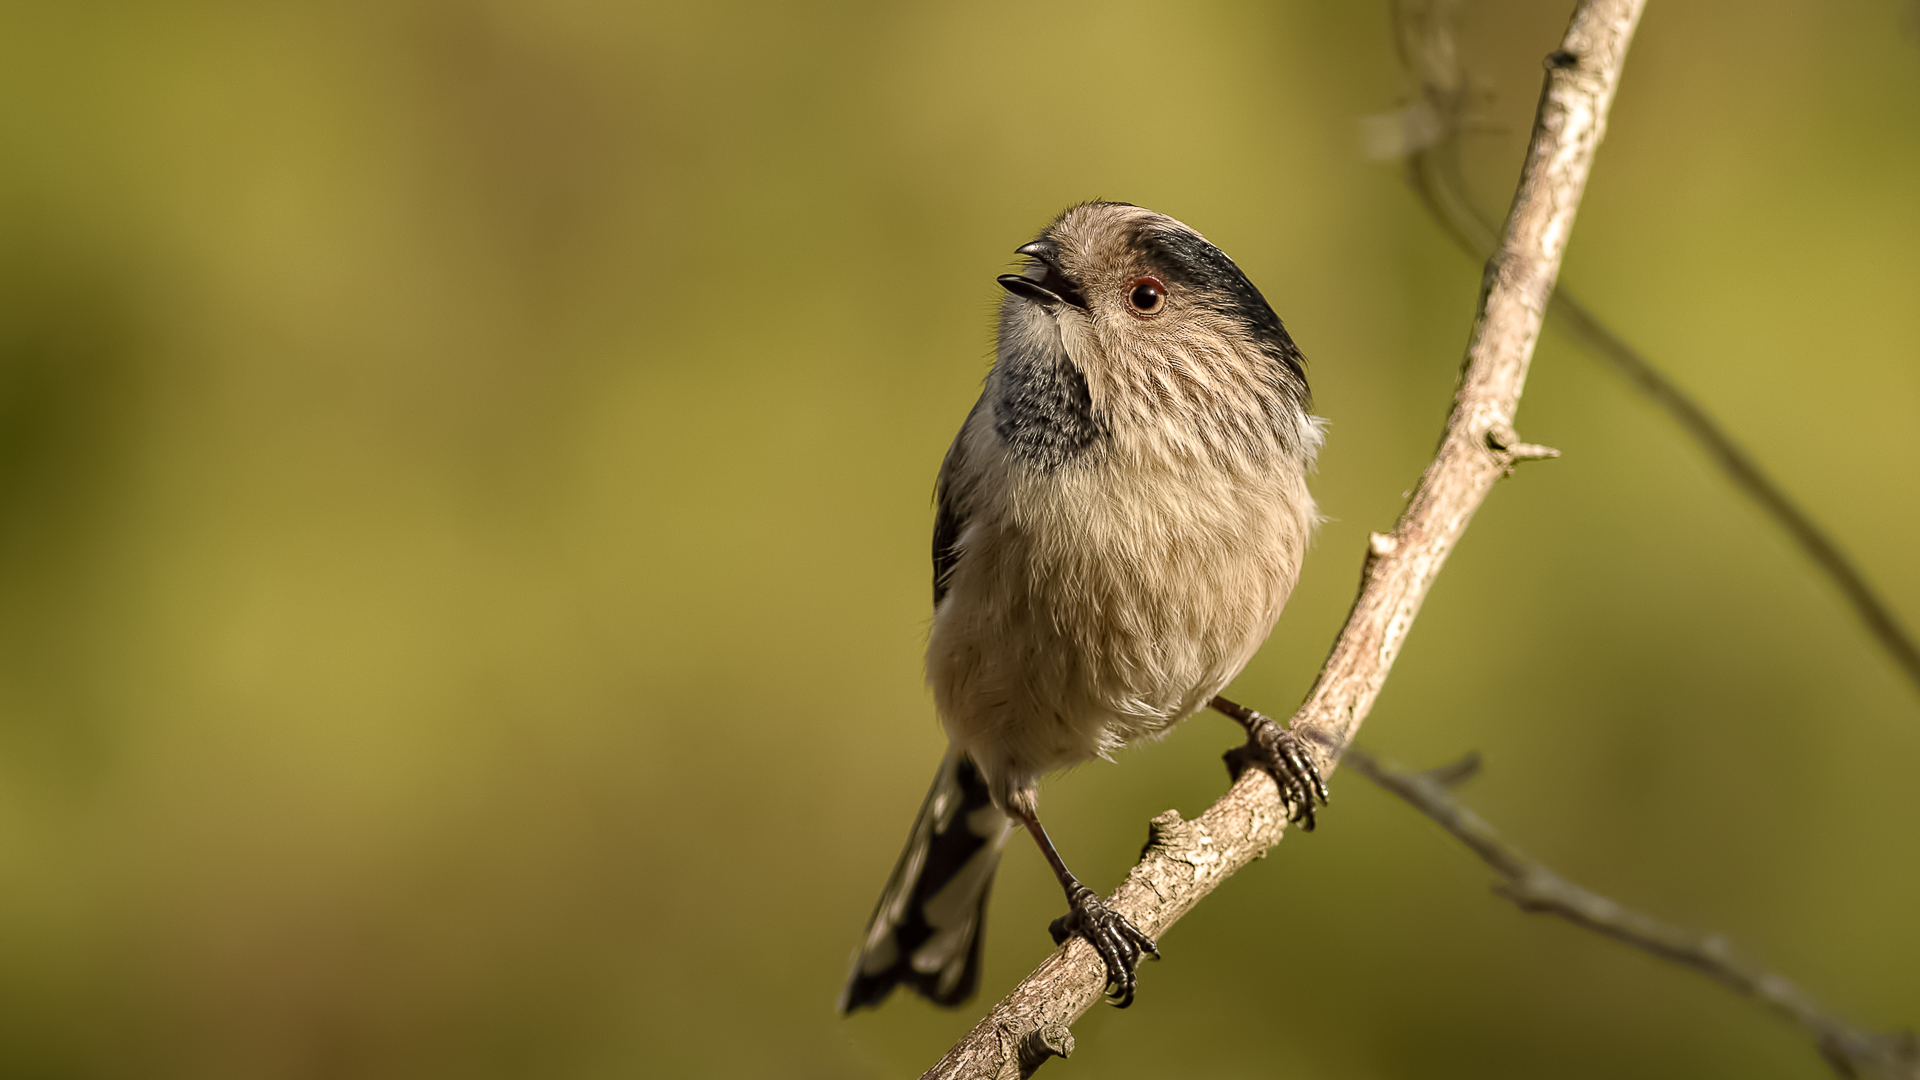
[921,3,1647,1075]
[1345,748,1920,1080]
[1386,0,1920,698]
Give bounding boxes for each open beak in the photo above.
[997,239,1086,310]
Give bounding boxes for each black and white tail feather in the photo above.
[839,749,1012,1012]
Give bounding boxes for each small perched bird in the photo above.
[840,202,1327,1014]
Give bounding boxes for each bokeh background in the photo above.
[1,1,1915,1077]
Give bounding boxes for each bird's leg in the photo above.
[1012,805,1159,1008]
[1213,695,1330,831]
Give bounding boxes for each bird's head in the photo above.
[992,202,1317,468]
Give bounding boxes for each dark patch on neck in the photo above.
[1133,225,1312,411]
[991,322,1107,470]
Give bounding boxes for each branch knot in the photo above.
[1141,810,1189,859]
[1016,1023,1074,1078]
[1486,423,1561,471]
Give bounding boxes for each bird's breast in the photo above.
[929,432,1314,788]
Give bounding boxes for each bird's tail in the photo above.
[839,748,1012,1013]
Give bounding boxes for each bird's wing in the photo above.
[931,399,982,608]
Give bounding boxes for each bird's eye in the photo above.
[1127,276,1166,316]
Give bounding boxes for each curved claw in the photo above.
[1057,886,1159,1008]
[1227,715,1330,831]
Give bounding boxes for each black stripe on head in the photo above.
[1133,225,1310,405]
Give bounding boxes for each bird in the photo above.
[839,202,1327,1015]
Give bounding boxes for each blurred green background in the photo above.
[0,1,1915,1077]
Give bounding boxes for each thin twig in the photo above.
[1384,0,1920,696]
[1345,748,1920,1080]
[921,3,1646,1075]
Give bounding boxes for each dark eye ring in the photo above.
[1127,276,1166,316]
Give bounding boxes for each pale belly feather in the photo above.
[926,445,1312,812]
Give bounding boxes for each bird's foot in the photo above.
[1047,886,1158,1008]
[1224,713,1330,831]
